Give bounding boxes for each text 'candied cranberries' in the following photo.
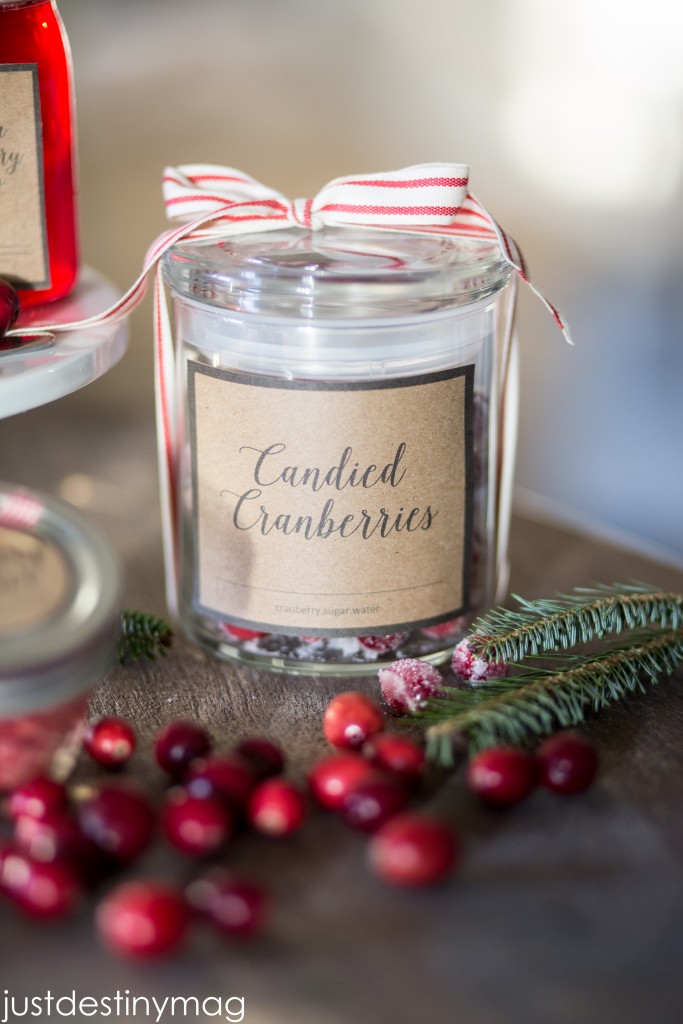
[323,691,384,750]
[378,658,442,715]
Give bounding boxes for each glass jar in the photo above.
[0,0,79,306]
[0,484,120,789]
[162,226,515,674]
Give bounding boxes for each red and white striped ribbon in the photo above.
[0,491,45,529]
[6,162,572,613]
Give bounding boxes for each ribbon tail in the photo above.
[153,263,180,620]
[469,193,574,347]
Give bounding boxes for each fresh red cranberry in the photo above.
[0,278,20,338]
[162,790,233,856]
[8,776,68,821]
[2,850,80,919]
[234,737,285,780]
[308,753,378,811]
[223,624,269,641]
[537,731,599,794]
[185,754,255,808]
[247,778,307,837]
[342,774,408,833]
[466,747,537,806]
[378,658,443,714]
[83,716,136,768]
[358,633,408,655]
[77,784,155,862]
[96,880,188,959]
[154,721,212,779]
[451,638,508,683]
[369,813,458,887]
[323,691,384,750]
[186,868,268,938]
[13,811,101,879]
[363,733,426,783]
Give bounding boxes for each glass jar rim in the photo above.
[0,484,121,713]
[162,226,511,320]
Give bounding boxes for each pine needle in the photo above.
[118,610,173,664]
[423,628,683,765]
[468,582,683,663]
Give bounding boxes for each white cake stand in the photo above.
[0,266,130,419]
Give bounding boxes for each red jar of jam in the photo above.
[0,1,79,307]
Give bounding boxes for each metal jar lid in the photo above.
[0,484,121,716]
[161,226,510,320]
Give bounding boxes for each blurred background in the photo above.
[56,0,683,565]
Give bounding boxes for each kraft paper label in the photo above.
[0,65,49,288]
[0,526,73,634]
[189,362,474,636]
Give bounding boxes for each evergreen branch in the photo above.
[423,628,683,766]
[468,582,683,663]
[118,610,173,664]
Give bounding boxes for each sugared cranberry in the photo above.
[186,869,268,938]
[234,737,285,780]
[323,691,384,749]
[185,754,255,809]
[342,774,408,833]
[378,659,443,714]
[154,721,211,779]
[308,753,378,811]
[78,785,155,862]
[358,633,408,655]
[0,278,20,338]
[2,851,80,919]
[364,733,426,783]
[537,731,599,794]
[466,747,537,806]
[223,624,269,641]
[162,790,233,856]
[96,880,188,959]
[451,638,508,683]
[83,716,136,768]
[8,777,68,821]
[247,778,307,837]
[368,813,458,887]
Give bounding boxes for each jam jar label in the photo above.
[188,362,474,636]
[0,65,49,288]
[0,526,73,634]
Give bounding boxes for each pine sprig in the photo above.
[468,582,683,664]
[424,628,683,765]
[118,610,173,664]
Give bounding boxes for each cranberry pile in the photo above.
[0,649,599,961]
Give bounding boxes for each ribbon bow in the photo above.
[163,162,476,235]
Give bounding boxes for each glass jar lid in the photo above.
[162,226,510,319]
[0,484,121,714]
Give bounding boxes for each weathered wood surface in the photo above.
[1,393,683,1024]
